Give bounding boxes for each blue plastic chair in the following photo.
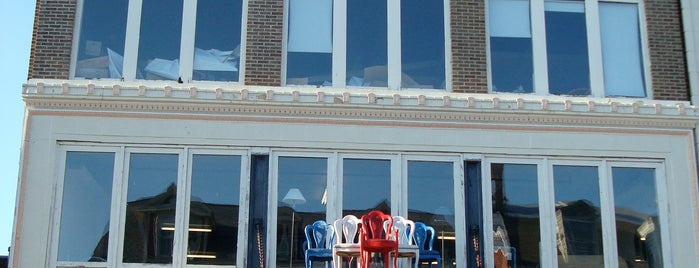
[413,222,440,268]
[304,220,336,268]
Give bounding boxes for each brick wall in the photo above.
[244,0,284,86]
[450,0,489,94]
[646,0,690,101]
[28,0,76,80]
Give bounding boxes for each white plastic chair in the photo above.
[333,215,362,268]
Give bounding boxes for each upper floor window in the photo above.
[72,0,245,83]
[284,0,448,90]
[488,0,648,97]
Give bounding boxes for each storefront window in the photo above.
[276,157,328,267]
[343,159,391,216]
[491,163,540,268]
[58,152,115,262]
[187,155,241,265]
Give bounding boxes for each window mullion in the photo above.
[107,147,125,268]
[333,0,347,87]
[530,0,549,94]
[122,0,143,80]
[482,160,495,268]
[387,0,401,90]
[599,160,620,268]
[173,149,190,268]
[539,159,557,268]
[179,0,198,83]
[586,0,605,97]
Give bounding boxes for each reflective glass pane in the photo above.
[612,168,663,267]
[347,0,387,87]
[408,161,455,267]
[545,1,590,95]
[123,153,179,264]
[276,157,327,268]
[286,0,332,86]
[74,0,128,79]
[187,155,241,265]
[401,0,445,89]
[287,52,332,86]
[491,163,540,268]
[489,0,533,93]
[343,159,391,216]
[58,152,115,262]
[192,0,242,81]
[553,166,604,267]
[600,2,645,97]
[137,0,183,80]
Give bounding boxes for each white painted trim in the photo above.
[332,0,347,88]
[454,159,467,268]
[280,0,290,86]
[636,0,653,98]
[586,0,605,97]
[68,0,85,79]
[481,160,494,268]
[443,0,453,92]
[122,0,143,81]
[387,0,401,90]
[238,0,249,84]
[179,0,198,83]
[173,149,189,268]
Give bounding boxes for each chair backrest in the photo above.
[361,210,393,241]
[304,220,335,250]
[388,216,415,246]
[413,222,436,251]
[334,215,361,244]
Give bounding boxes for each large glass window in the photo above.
[58,152,115,262]
[408,161,455,267]
[488,0,647,97]
[600,2,645,97]
[491,163,540,268]
[187,155,242,265]
[553,165,604,266]
[276,157,328,267]
[74,0,245,82]
[401,0,446,89]
[343,159,391,215]
[137,0,184,81]
[74,0,128,79]
[612,167,663,267]
[346,0,388,87]
[123,153,179,264]
[285,0,333,86]
[285,0,447,90]
[489,0,534,93]
[192,0,243,82]
[545,0,590,95]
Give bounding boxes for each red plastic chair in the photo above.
[360,210,398,268]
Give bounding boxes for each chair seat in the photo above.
[395,245,419,257]
[335,244,361,256]
[363,239,398,250]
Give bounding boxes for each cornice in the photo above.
[21,80,699,130]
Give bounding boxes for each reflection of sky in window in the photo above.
[78,0,127,61]
[553,166,600,207]
[545,2,590,95]
[401,0,445,89]
[58,152,115,262]
[193,0,242,81]
[191,155,241,206]
[347,0,387,83]
[343,159,391,211]
[278,157,327,213]
[613,167,658,216]
[127,153,179,202]
[408,161,454,214]
[137,0,183,80]
[499,164,538,205]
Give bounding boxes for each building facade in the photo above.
[11,0,699,267]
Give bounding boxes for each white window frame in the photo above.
[50,145,251,268]
[70,0,248,84]
[50,145,123,268]
[281,0,452,91]
[482,156,670,268]
[485,0,652,98]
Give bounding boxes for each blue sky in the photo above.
[0,2,34,255]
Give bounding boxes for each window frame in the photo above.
[281,0,452,91]
[70,0,249,84]
[482,156,670,268]
[485,0,652,98]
